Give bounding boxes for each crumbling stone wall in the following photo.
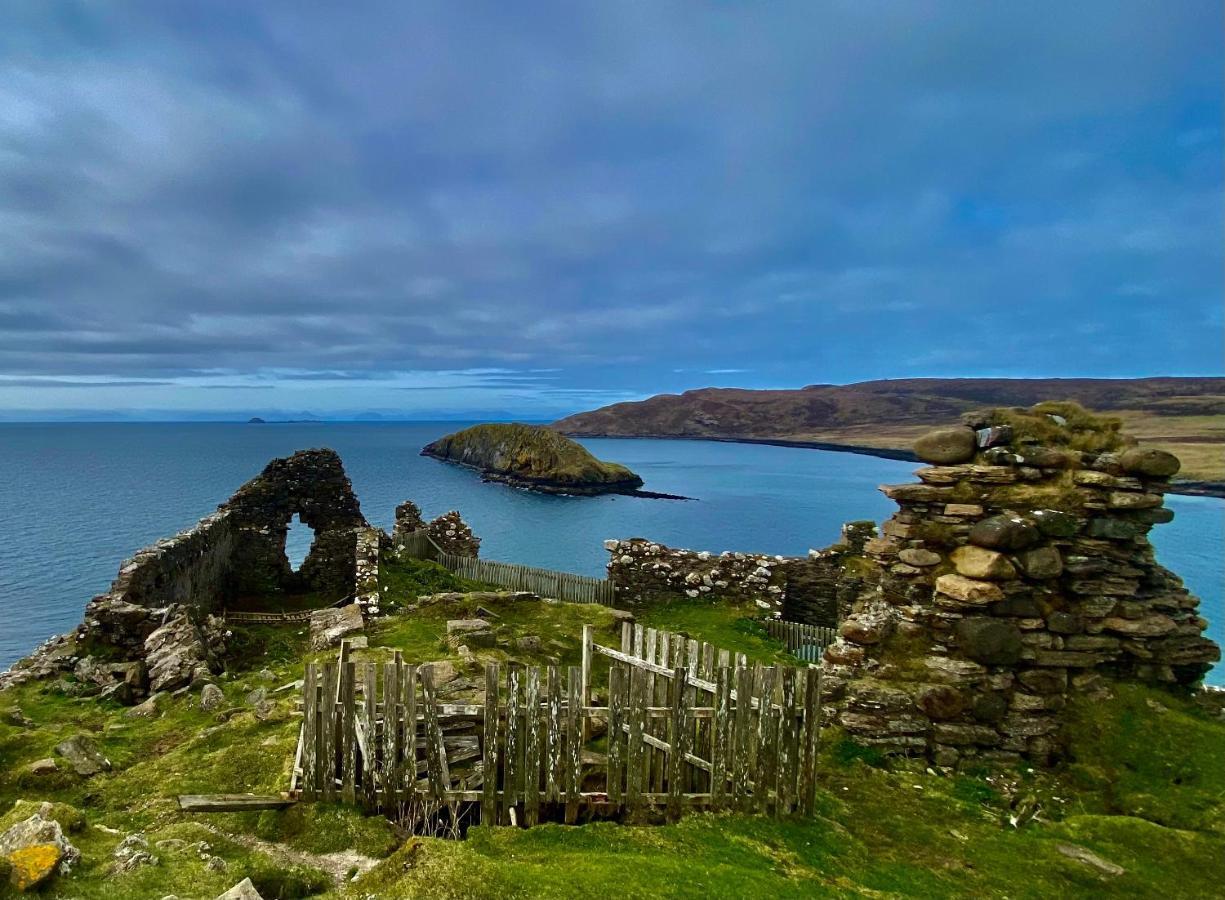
[426,511,481,557]
[822,407,1220,766]
[392,500,427,552]
[223,448,368,598]
[81,448,368,652]
[605,538,791,612]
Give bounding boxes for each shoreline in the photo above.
[563,432,1225,499]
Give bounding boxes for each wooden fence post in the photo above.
[667,666,689,822]
[777,667,798,814]
[607,665,625,806]
[341,660,357,804]
[321,660,338,803]
[546,666,562,802]
[381,662,397,811]
[800,667,822,815]
[402,664,417,804]
[734,664,753,812]
[505,665,522,824]
[419,664,450,800]
[565,666,582,824]
[626,665,647,820]
[302,664,318,800]
[711,665,732,811]
[525,666,542,826]
[363,662,377,810]
[482,663,499,825]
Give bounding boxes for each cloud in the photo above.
[0,1,1220,418]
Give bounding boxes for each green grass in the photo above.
[378,556,493,612]
[3,597,1223,898]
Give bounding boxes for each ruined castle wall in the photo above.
[822,419,1220,767]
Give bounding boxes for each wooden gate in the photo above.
[294,631,822,824]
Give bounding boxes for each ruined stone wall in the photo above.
[81,511,236,650]
[822,410,1220,766]
[426,511,481,557]
[354,527,382,615]
[605,538,789,612]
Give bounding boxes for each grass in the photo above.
[3,596,1223,898]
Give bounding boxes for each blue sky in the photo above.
[0,2,1221,420]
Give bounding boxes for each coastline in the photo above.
[563,432,1225,499]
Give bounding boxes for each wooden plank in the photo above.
[302,664,318,800]
[179,794,295,813]
[607,665,625,806]
[581,625,593,707]
[666,666,688,822]
[504,664,522,823]
[632,623,644,659]
[755,666,778,815]
[565,666,582,824]
[620,621,632,653]
[547,666,562,802]
[381,663,397,809]
[711,666,731,811]
[800,667,821,815]
[362,662,377,809]
[626,665,646,819]
[321,661,338,802]
[651,630,670,794]
[402,662,417,801]
[685,638,699,794]
[482,663,499,825]
[524,666,542,826]
[420,664,451,798]
[777,667,798,814]
[643,628,659,795]
[734,664,753,812]
[341,661,357,804]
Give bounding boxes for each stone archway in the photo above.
[222,449,370,600]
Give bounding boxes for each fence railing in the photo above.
[294,629,821,824]
[762,619,839,663]
[397,528,615,606]
[224,595,351,624]
[437,552,616,606]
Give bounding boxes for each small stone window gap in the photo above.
[285,513,315,573]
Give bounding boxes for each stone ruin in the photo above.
[820,405,1220,766]
[393,500,482,558]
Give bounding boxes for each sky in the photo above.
[0,2,1221,421]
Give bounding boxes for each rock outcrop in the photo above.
[422,423,645,495]
[821,403,1221,766]
[0,806,80,892]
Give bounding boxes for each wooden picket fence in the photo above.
[397,528,615,605]
[293,628,822,825]
[762,619,839,663]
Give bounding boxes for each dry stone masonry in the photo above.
[426,510,481,557]
[821,404,1220,766]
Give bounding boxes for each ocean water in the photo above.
[0,422,1220,685]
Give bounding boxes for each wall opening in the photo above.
[285,513,315,573]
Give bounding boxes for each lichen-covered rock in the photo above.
[914,426,978,464]
[217,878,265,899]
[935,574,1005,605]
[199,683,224,711]
[0,809,80,891]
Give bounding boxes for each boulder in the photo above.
[1015,546,1063,580]
[217,878,264,900]
[112,833,158,874]
[309,604,364,651]
[446,619,491,635]
[144,611,226,692]
[950,546,1017,581]
[914,426,978,465]
[956,619,1024,666]
[125,692,167,719]
[897,548,942,567]
[968,516,1040,551]
[28,759,58,777]
[199,683,225,711]
[935,574,1005,606]
[0,810,80,892]
[1118,447,1180,478]
[55,734,112,776]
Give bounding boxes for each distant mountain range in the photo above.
[553,377,1225,489]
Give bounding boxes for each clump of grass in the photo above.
[983,401,1128,454]
[379,556,493,608]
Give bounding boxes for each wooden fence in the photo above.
[437,552,616,606]
[398,528,616,606]
[224,595,351,625]
[762,619,839,663]
[294,629,821,824]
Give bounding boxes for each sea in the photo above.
[1,422,1220,685]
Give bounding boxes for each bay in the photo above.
[0,422,1219,685]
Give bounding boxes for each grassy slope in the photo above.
[3,579,1223,898]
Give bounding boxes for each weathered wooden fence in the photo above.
[438,552,616,606]
[225,595,351,624]
[762,619,839,662]
[294,629,821,824]
[398,528,616,605]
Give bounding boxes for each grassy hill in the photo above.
[553,377,1225,483]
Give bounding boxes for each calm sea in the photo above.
[1,423,1220,685]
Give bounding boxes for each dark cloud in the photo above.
[0,1,1220,416]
